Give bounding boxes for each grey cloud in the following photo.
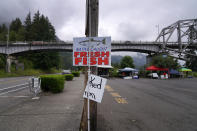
[0,0,197,41]
[0,0,84,30]
[117,22,150,41]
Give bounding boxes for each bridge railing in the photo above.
[111,40,158,44]
[0,41,73,45]
[0,40,196,46]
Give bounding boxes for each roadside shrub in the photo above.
[40,75,65,93]
[109,68,119,77]
[193,72,197,77]
[64,74,74,81]
[72,71,80,77]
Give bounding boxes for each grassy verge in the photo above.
[0,68,61,78]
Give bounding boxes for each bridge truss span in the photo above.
[156,19,197,57]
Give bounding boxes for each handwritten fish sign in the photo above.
[83,74,107,103]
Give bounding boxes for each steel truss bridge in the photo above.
[0,19,197,59]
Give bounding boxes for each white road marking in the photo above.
[0,83,29,91]
[0,96,30,98]
[0,86,28,96]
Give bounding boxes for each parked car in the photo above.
[147,73,159,79]
[62,70,71,75]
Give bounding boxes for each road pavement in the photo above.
[97,78,197,131]
[0,75,84,131]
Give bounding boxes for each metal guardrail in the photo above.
[0,77,41,97]
[0,41,72,45]
[0,83,29,96]
[0,41,196,45]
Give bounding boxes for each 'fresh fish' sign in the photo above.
[73,37,111,66]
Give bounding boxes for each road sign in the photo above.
[33,78,39,88]
[73,37,111,66]
[83,74,107,103]
[29,77,41,97]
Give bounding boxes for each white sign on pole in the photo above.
[73,37,111,66]
[33,78,39,88]
[83,74,107,103]
[29,77,41,97]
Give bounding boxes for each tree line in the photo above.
[0,11,60,70]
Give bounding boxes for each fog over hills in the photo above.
[111,53,146,69]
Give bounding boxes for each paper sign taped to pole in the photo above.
[83,74,107,103]
[73,37,111,66]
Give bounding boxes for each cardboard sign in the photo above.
[83,74,107,103]
[73,37,111,66]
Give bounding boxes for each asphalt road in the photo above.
[0,77,31,88]
[97,78,197,131]
[0,76,32,115]
[0,75,84,131]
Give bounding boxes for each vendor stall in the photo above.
[146,65,169,79]
[179,67,192,78]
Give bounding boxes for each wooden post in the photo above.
[80,0,99,131]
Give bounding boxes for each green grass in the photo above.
[0,68,61,78]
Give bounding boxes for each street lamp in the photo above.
[6,24,10,49]
[156,24,160,42]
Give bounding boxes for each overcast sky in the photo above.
[0,0,197,42]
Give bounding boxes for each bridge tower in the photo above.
[155,19,197,58]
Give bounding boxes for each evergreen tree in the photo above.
[31,11,41,40]
[0,24,8,41]
[0,54,6,69]
[25,11,60,70]
[24,12,32,40]
[185,50,197,71]
[9,31,16,41]
[10,18,22,32]
[16,27,25,41]
[1,11,61,70]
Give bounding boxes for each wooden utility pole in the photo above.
[80,0,99,131]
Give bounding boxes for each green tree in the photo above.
[185,50,197,71]
[0,54,6,69]
[59,52,72,69]
[112,63,120,69]
[9,31,16,41]
[0,24,8,41]
[120,56,135,68]
[23,11,60,70]
[151,55,179,69]
[10,18,22,32]
[24,12,32,40]
[1,11,61,71]
[16,27,25,41]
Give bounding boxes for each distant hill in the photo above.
[111,53,146,69]
[60,52,146,69]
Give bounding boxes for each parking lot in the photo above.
[98,78,197,131]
